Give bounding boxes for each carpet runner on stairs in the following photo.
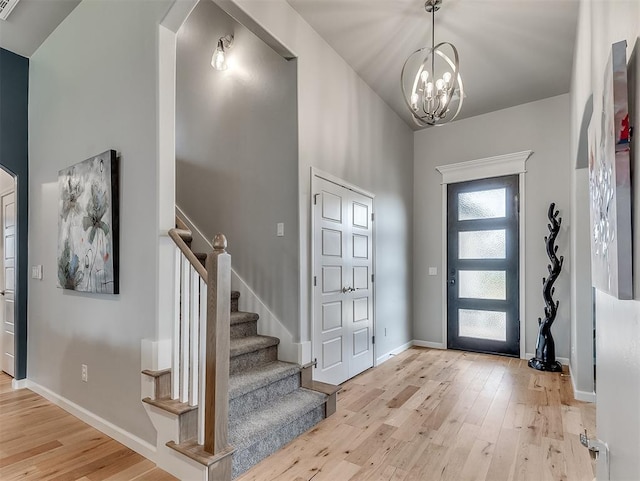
[225,301,327,477]
[145,227,336,479]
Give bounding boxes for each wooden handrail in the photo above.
[204,234,232,462]
[168,228,208,282]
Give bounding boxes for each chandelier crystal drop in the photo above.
[401,0,464,127]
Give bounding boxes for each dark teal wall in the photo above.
[0,48,28,380]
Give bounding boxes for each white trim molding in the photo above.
[436,150,533,184]
[569,363,596,403]
[437,150,533,358]
[25,380,157,460]
[413,340,446,350]
[376,341,413,366]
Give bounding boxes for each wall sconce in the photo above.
[211,34,234,71]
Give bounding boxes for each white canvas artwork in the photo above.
[588,40,632,299]
[57,150,119,294]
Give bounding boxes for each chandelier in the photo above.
[401,0,464,127]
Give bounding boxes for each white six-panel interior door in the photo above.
[1,189,15,377]
[312,174,374,385]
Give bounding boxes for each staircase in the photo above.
[143,225,338,480]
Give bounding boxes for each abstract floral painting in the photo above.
[588,40,632,299]
[58,150,119,294]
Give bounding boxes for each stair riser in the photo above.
[231,405,325,479]
[230,321,257,339]
[229,373,301,420]
[230,346,277,375]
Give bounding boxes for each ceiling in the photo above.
[0,0,80,58]
[287,0,580,130]
[0,0,579,130]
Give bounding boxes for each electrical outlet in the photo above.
[428,267,438,276]
[81,364,88,382]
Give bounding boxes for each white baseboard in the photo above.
[525,353,570,366]
[12,378,28,389]
[412,340,446,350]
[569,363,596,403]
[26,380,157,461]
[376,340,413,366]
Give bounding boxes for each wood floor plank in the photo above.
[0,373,176,481]
[237,347,596,481]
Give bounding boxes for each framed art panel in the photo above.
[57,150,119,294]
[589,40,632,299]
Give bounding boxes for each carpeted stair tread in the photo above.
[229,361,300,400]
[229,388,326,452]
[230,311,259,325]
[230,335,279,358]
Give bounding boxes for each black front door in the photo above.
[447,175,519,357]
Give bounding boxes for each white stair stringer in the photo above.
[143,403,208,481]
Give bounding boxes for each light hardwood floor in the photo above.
[237,347,596,481]
[0,347,596,481]
[0,373,177,481]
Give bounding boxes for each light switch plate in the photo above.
[31,265,43,280]
[276,223,284,237]
[428,267,437,276]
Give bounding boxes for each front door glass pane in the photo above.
[458,270,506,300]
[458,188,506,220]
[459,229,506,259]
[459,309,507,341]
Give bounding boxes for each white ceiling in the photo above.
[0,0,80,58]
[0,0,579,129]
[287,0,579,130]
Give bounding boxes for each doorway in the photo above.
[311,172,375,385]
[447,175,520,357]
[0,169,16,376]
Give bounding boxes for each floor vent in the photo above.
[0,0,20,21]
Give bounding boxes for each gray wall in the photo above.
[232,0,415,360]
[176,0,299,336]
[414,94,572,359]
[28,0,172,444]
[570,1,640,478]
[0,48,28,380]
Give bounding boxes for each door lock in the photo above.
[341,286,355,293]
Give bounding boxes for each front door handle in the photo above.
[448,278,456,286]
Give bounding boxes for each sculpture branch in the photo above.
[529,202,564,372]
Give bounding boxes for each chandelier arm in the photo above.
[433,42,462,120]
[401,0,463,127]
[431,3,435,79]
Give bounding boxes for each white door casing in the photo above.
[2,190,15,376]
[312,173,374,385]
[436,150,532,358]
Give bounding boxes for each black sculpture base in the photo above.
[528,357,562,372]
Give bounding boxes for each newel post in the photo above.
[204,234,231,455]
